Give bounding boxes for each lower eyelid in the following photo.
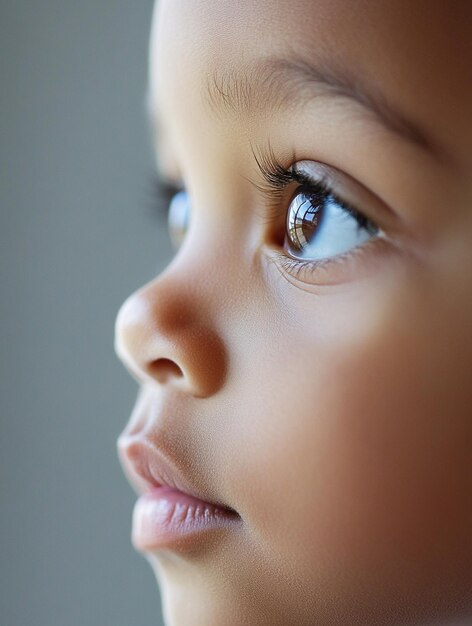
[269,235,395,288]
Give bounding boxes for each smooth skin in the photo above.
[115,1,472,624]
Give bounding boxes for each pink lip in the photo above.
[132,485,240,551]
[118,436,241,552]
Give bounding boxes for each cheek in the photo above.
[230,274,472,607]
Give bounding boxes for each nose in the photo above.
[114,274,227,397]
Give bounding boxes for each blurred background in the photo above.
[0,1,171,624]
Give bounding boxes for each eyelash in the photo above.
[250,145,373,233]
[249,146,382,282]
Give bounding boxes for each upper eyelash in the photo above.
[249,144,374,232]
[250,143,317,201]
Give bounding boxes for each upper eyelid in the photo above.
[250,151,366,222]
[257,157,401,240]
[248,143,357,210]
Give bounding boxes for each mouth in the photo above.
[118,436,241,552]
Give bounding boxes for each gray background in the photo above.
[0,1,170,624]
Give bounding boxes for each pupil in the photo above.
[287,192,323,252]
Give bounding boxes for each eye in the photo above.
[285,185,379,262]
[168,189,191,249]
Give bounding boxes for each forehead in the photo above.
[150,0,472,164]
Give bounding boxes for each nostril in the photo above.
[148,358,184,384]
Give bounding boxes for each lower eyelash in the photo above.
[274,235,389,286]
[278,250,351,282]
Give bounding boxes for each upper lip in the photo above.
[117,435,236,513]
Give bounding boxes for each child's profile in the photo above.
[114,1,472,624]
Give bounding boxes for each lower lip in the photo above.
[132,486,240,552]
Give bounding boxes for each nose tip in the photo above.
[114,294,152,384]
[114,279,227,397]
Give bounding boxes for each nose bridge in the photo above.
[114,265,227,398]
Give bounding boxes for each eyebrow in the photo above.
[203,55,437,158]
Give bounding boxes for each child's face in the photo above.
[115,1,472,624]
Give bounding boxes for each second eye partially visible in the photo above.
[168,189,191,249]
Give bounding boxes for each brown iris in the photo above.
[286,189,324,255]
